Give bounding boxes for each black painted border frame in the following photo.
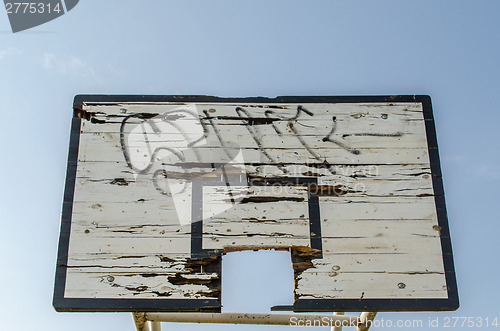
[190,176,323,260]
[54,95,458,312]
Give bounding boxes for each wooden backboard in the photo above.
[54,95,458,312]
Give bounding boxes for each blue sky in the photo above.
[1,1,499,330]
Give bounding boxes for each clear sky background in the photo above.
[1,1,499,330]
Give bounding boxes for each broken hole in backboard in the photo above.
[222,250,294,312]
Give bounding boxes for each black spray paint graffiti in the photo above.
[119,106,248,225]
[262,106,359,175]
[119,105,403,196]
[119,107,245,201]
[235,107,288,173]
[120,109,203,196]
[322,116,361,155]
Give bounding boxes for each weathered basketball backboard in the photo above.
[54,95,458,312]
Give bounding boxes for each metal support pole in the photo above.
[331,312,345,331]
[132,312,150,331]
[146,312,360,326]
[355,312,377,331]
[150,321,161,331]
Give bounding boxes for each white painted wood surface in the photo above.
[64,101,448,304]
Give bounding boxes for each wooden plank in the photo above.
[321,237,442,255]
[65,270,218,299]
[66,253,193,273]
[78,142,431,165]
[295,273,448,299]
[68,237,192,255]
[79,124,429,149]
[81,102,424,124]
[70,179,434,202]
